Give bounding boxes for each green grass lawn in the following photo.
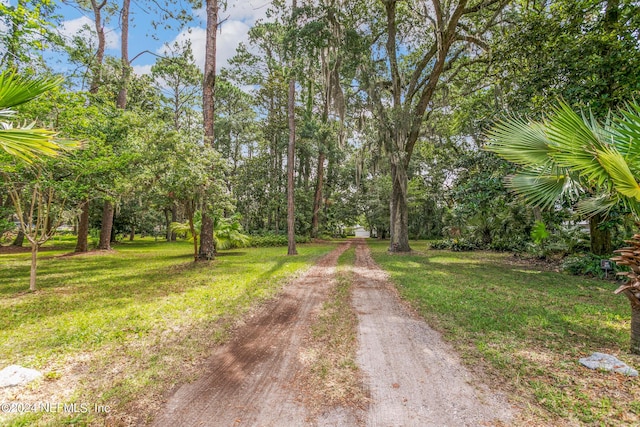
[0,238,336,426]
[368,240,640,426]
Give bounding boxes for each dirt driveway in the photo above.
[352,240,512,426]
[152,239,513,426]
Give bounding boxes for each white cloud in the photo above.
[225,0,270,23]
[132,64,153,76]
[161,27,206,69]
[161,19,251,71]
[59,16,119,50]
[158,0,274,74]
[195,0,269,24]
[218,20,252,67]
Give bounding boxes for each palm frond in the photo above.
[214,231,251,250]
[546,103,610,186]
[487,101,640,222]
[0,109,15,120]
[505,171,573,209]
[612,102,640,165]
[0,126,59,161]
[170,221,194,237]
[485,118,552,167]
[0,71,63,110]
[213,215,251,250]
[0,72,78,163]
[596,147,640,201]
[575,194,619,218]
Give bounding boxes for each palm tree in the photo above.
[486,101,640,354]
[0,70,74,162]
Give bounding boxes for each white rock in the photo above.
[579,352,638,376]
[0,365,43,388]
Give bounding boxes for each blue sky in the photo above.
[41,0,271,76]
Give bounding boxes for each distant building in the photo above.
[354,225,370,238]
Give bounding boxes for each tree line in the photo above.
[1,0,639,268]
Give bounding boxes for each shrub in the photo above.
[530,221,550,245]
[489,236,528,252]
[429,238,477,251]
[249,234,311,247]
[562,253,628,279]
[429,239,449,250]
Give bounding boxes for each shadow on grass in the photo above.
[215,251,248,257]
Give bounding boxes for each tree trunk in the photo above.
[89,0,106,94]
[198,0,219,261]
[98,201,114,250]
[45,213,53,235]
[75,2,105,254]
[171,205,177,241]
[190,225,198,261]
[311,151,325,238]
[631,302,640,355]
[199,214,215,260]
[129,225,135,241]
[110,208,117,243]
[75,199,90,252]
[116,0,131,110]
[389,161,411,252]
[287,74,298,256]
[29,243,38,291]
[286,0,298,256]
[12,230,24,247]
[589,214,612,255]
[374,0,464,253]
[164,208,171,241]
[202,0,218,146]
[97,0,129,251]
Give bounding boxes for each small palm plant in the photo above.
[486,102,640,354]
[213,215,252,250]
[171,212,251,261]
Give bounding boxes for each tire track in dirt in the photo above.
[151,242,350,427]
[351,239,514,426]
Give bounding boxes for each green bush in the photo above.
[249,234,311,247]
[489,236,528,252]
[429,238,478,251]
[429,240,446,250]
[530,221,550,245]
[562,253,628,279]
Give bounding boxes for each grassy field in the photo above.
[0,237,336,426]
[368,240,640,426]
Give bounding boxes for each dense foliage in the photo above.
[1,0,638,272]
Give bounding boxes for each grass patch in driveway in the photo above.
[0,238,335,426]
[299,245,368,417]
[368,240,640,426]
